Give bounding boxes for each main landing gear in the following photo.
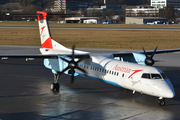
[51,74,60,92]
[158,98,166,106]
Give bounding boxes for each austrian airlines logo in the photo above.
[41,26,46,36]
[113,65,131,73]
[112,64,143,78]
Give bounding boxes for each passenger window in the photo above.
[109,70,111,74]
[141,73,150,79]
[151,74,162,79]
[112,71,114,75]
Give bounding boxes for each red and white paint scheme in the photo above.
[3,11,180,106]
[37,11,52,49]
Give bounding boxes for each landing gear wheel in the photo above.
[51,83,60,91]
[158,99,166,106]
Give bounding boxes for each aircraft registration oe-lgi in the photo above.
[3,11,180,106]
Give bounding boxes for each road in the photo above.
[0,46,180,120]
[0,26,180,31]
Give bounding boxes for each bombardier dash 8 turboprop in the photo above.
[3,11,180,106]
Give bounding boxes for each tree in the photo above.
[0,0,9,4]
[164,5,175,21]
[119,10,125,22]
[103,9,114,19]
[22,5,38,13]
[81,9,88,17]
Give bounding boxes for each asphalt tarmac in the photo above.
[0,45,180,120]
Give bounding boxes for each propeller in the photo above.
[59,46,89,84]
[142,46,158,66]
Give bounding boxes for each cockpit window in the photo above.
[161,73,167,79]
[141,73,151,79]
[141,73,163,79]
[151,74,162,79]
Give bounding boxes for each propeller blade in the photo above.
[76,66,87,75]
[142,47,149,58]
[71,72,75,84]
[58,45,88,84]
[142,46,158,66]
[154,60,162,62]
[59,66,70,75]
[77,55,89,64]
[59,57,70,63]
[72,45,75,60]
[150,46,158,59]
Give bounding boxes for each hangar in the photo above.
[65,17,98,23]
[125,17,168,24]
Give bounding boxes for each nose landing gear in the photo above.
[158,98,166,106]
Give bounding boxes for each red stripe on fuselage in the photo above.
[42,37,53,48]
[128,70,143,78]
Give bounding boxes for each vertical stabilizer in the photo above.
[37,11,53,49]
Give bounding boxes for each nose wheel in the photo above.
[158,98,166,106]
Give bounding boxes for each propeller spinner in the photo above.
[142,46,158,66]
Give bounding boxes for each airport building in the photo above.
[54,0,93,11]
[65,17,98,23]
[125,17,168,24]
[87,6,122,16]
[126,6,161,17]
[151,0,180,8]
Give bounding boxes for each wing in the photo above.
[113,48,180,57]
[0,54,90,60]
[113,48,180,65]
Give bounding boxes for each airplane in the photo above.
[3,11,180,106]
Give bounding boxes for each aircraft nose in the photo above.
[154,79,175,98]
[162,79,175,98]
[165,87,175,98]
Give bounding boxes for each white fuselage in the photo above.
[40,48,175,99]
[77,55,175,99]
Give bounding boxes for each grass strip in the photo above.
[0,28,180,50]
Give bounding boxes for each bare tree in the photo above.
[82,9,88,17]
[119,10,125,22]
[164,5,175,21]
[103,9,114,19]
[22,5,38,13]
